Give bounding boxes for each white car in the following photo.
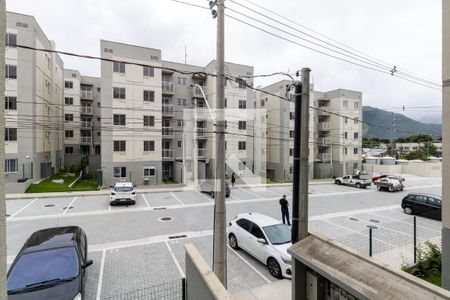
[228,212,292,278]
[110,182,136,205]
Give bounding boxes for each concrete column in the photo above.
[0,1,6,297]
[442,0,450,290]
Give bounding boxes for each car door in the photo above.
[412,195,428,216]
[246,222,267,262]
[235,218,252,252]
[426,196,441,220]
[342,176,349,185]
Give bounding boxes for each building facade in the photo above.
[5,12,64,193]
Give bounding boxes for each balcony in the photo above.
[318,122,330,131]
[162,104,174,116]
[318,153,331,162]
[81,136,92,144]
[162,82,174,94]
[162,127,173,138]
[317,106,330,116]
[80,90,94,100]
[81,121,92,129]
[80,106,93,115]
[193,85,207,98]
[197,128,207,138]
[318,137,331,144]
[198,148,207,158]
[162,149,173,159]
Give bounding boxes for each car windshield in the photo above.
[8,247,79,291]
[114,186,133,192]
[263,224,291,245]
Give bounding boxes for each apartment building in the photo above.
[63,70,101,172]
[5,12,64,193]
[262,80,362,180]
[100,40,257,186]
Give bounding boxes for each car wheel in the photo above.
[356,183,361,188]
[335,180,341,185]
[404,207,413,215]
[229,233,239,250]
[377,185,381,191]
[389,186,394,192]
[267,257,282,279]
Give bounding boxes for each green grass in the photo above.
[265,178,281,184]
[423,272,441,286]
[163,178,178,184]
[26,173,99,193]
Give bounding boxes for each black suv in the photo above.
[401,193,442,220]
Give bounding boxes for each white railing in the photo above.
[319,137,331,144]
[162,127,173,137]
[162,104,174,115]
[198,148,207,157]
[81,136,92,144]
[318,122,330,131]
[81,90,93,100]
[317,106,330,116]
[162,149,173,158]
[162,82,174,93]
[318,153,331,162]
[197,128,206,137]
[193,86,207,97]
[81,121,92,128]
[81,106,93,114]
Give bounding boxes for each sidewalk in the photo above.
[5,179,333,200]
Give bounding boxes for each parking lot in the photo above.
[6,176,442,299]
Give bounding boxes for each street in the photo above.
[6,176,442,299]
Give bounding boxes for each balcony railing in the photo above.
[197,128,206,137]
[81,136,92,144]
[318,137,331,144]
[162,104,174,115]
[162,149,173,158]
[162,127,173,137]
[318,153,331,162]
[318,122,330,131]
[317,106,330,116]
[193,86,207,97]
[80,90,94,100]
[81,106,93,115]
[81,121,92,128]
[198,148,207,158]
[162,82,174,94]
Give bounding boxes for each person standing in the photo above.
[279,195,291,225]
[231,172,236,188]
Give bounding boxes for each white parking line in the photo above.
[196,191,213,203]
[165,241,185,277]
[95,249,106,300]
[10,198,38,218]
[229,194,241,201]
[227,245,271,283]
[239,188,263,199]
[170,192,185,206]
[63,197,78,215]
[309,205,399,221]
[141,194,151,208]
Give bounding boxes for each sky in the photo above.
[7,0,443,123]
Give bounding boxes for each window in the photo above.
[5,65,17,79]
[354,101,359,109]
[144,166,156,177]
[113,167,126,178]
[143,66,154,77]
[343,100,348,108]
[261,99,266,107]
[144,115,155,127]
[5,33,17,47]
[144,140,155,152]
[178,141,182,148]
[236,218,251,231]
[353,148,359,155]
[65,114,73,122]
[64,97,73,105]
[97,132,101,136]
[343,147,347,155]
[65,130,74,138]
[289,130,294,138]
[5,159,18,173]
[113,62,125,74]
[238,100,246,109]
[238,80,246,89]
[113,87,126,99]
[64,81,73,89]
[353,117,358,124]
[344,132,348,139]
[238,121,246,130]
[113,114,126,126]
[5,128,17,141]
[354,132,359,139]
[177,120,184,127]
[289,112,295,120]
[289,148,293,156]
[224,98,227,108]
[113,140,126,152]
[289,166,293,174]
[95,145,101,154]
[5,96,17,110]
[177,98,187,106]
[65,147,74,154]
[344,117,348,124]
[177,77,187,85]
[238,141,246,150]
[249,223,265,239]
[143,90,155,102]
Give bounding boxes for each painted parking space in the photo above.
[142,192,180,208]
[6,198,37,217]
[171,191,211,205]
[66,195,110,214]
[13,197,77,217]
[229,188,259,200]
[109,194,148,211]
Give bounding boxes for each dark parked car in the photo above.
[7,226,93,300]
[200,180,230,198]
[401,193,442,220]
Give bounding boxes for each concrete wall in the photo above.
[185,243,232,300]
[362,162,441,177]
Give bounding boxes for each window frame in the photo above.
[143,140,155,152]
[238,141,246,150]
[5,158,18,173]
[113,140,126,152]
[5,128,17,141]
[5,65,17,79]
[113,62,125,74]
[113,87,126,99]
[5,96,17,110]
[143,166,156,177]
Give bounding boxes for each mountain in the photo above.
[362,106,442,140]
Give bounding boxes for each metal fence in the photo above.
[103,278,185,300]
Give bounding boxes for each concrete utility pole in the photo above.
[442,0,450,290]
[0,1,6,297]
[212,0,227,286]
[292,68,311,300]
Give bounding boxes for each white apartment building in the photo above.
[261,80,362,180]
[5,12,64,193]
[100,40,258,186]
[63,70,102,172]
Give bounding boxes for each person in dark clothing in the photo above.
[279,195,290,225]
[231,173,236,187]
